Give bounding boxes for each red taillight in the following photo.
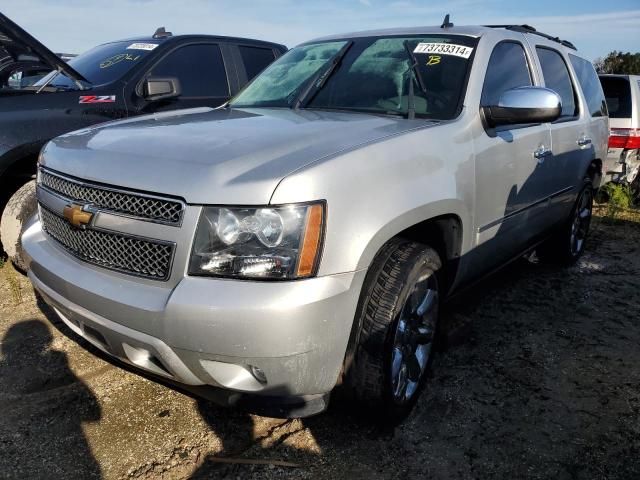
[609,128,640,149]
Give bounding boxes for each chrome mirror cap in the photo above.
[484,86,562,127]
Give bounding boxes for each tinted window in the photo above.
[599,76,632,118]
[34,41,157,90]
[536,48,577,118]
[481,42,532,106]
[151,44,229,97]
[239,46,275,81]
[569,54,607,117]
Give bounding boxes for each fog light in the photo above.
[250,365,267,384]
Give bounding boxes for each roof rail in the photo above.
[484,24,576,51]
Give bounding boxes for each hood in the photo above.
[0,12,87,83]
[42,107,437,205]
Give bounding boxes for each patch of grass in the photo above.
[2,261,23,305]
[599,183,634,220]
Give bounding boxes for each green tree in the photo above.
[594,51,640,74]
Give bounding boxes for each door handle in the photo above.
[577,136,592,147]
[533,146,552,161]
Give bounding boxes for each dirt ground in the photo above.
[1,207,639,480]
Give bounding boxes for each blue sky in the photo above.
[3,0,639,61]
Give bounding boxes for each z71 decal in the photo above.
[79,95,116,104]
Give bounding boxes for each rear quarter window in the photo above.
[569,54,607,118]
[599,76,632,118]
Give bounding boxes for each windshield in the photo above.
[33,41,158,90]
[230,35,478,119]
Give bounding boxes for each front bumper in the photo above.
[23,219,366,403]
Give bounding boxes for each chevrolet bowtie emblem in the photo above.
[63,204,93,229]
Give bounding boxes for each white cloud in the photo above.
[359,0,372,6]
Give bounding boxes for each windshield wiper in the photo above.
[293,40,354,110]
[403,40,428,120]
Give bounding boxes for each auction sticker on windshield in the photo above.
[414,43,473,59]
[127,43,158,51]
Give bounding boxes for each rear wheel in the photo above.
[344,238,441,422]
[1,180,37,272]
[539,178,593,265]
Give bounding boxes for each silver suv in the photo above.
[23,23,608,420]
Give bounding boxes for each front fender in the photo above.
[270,120,475,276]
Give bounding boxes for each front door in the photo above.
[471,40,553,275]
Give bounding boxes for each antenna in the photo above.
[153,27,173,39]
[441,14,454,29]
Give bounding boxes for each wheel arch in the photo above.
[354,200,469,296]
[0,147,40,216]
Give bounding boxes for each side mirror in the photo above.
[483,86,561,127]
[143,77,181,102]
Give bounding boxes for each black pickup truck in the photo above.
[0,12,286,268]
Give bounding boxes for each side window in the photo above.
[238,46,276,81]
[536,48,577,119]
[150,44,229,97]
[481,42,532,106]
[569,54,607,117]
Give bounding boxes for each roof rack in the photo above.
[484,24,576,50]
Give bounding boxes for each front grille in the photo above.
[40,207,175,280]
[39,168,184,225]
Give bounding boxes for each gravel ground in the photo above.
[1,207,639,480]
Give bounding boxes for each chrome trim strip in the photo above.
[36,184,71,218]
[38,166,186,227]
[478,186,574,233]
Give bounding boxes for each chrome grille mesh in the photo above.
[40,207,174,280]
[40,169,183,224]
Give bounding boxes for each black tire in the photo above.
[0,180,37,272]
[538,178,593,265]
[343,238,442,422]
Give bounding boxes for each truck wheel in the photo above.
[344,238,441,422]
[1,180,37,272]
[539,178,593,265]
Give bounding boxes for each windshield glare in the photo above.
[34,41,158,90]
[230,35,477,119]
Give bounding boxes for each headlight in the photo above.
[189,202,325,279]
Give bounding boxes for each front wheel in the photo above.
[343,238,441,422]
[1,180,37,272]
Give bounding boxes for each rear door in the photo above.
[472,39,553,272]
[132,42,232,113]
[531,44,588,222]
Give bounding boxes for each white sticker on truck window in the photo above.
[127,43,158,51]
[413,43,473,59]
